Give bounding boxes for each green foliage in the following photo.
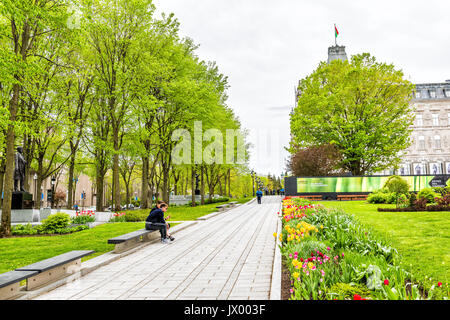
[36,213,71,234]
[383,176,410,194]
[11,223,38,236]
[290,53,415,175]
[124,212,145,222]
[417,188,438,204]
[367,191,389,204]
[188,197,230,206]
[328,282,373,300]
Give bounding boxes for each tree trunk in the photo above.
[0,171,4,207]
[228,169,231,198]
[162,164,169,204]
[140,156,149,209]
[191,166,196,207]
[218,176,223,196]
[96,173,104,212]
[0,156,5,207]
[66,150,76,209]
[185,168,189,195]
[200,165,205,205]
[0,82,20,237]
[112,125,120,212]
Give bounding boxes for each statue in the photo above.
[194,173,200,195]
[14,146,27,192]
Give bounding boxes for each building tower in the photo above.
[327,45,348,64]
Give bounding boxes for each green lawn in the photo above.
[0,197,253,274]
[317,200,450,286]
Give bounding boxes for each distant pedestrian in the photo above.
[256,189,263,204]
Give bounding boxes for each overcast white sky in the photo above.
[153,0,450,177]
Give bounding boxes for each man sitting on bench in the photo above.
[145,203,174,244]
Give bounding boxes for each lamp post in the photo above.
[73,176,78,210]
[33,173,37,209]
[81,189,85,211]
[251,170,255,197]
[50,176,56,209]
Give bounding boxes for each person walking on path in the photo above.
[256,189,263,204]
[145,203,173,243]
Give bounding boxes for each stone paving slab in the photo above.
[29,196,281,300]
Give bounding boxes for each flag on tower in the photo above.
[334,24,339,45]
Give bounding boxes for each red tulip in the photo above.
[438,282,442,287]
[353,294,362,300]
[384,279,389,286]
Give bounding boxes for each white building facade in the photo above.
[394,81,450,176]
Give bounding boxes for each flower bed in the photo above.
[71,210,96,224]
[276,197,448,300]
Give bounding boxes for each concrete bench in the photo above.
[108,229,159,254]
[337,195,368,201]
[15,250,94,291]
[300,195,323,201]
[216,204,229,212]
[0,270,39,300]
[228,201,238,207]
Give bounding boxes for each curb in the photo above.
[270,212,282,300]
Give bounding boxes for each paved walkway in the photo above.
[32,196,281,300]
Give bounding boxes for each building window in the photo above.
[415,91,421,99]
[432,114,439,126]
[418,136,425,150]
[416,114,423,126]
[446,90,450,98]
[448,113,450,125]
[435,135,441,149]
[429,90,436,98]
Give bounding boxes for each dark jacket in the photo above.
[146,208,165,224]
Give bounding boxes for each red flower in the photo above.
[438,282,442,287]
[353,294,362,300]
[384,279,389,286]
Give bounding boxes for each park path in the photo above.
[33,196,281,300]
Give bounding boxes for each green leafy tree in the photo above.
[290,53,415,176]
[0,0,69,237]
[383,175,410,208]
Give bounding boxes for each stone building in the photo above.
[395,81,450,176]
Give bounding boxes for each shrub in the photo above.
[367,192,388,204]
[383,176,410,208]
[435,193,450,207]
[12,223,38,236]
[188,197,230,206]
[409,192,417,208]
[417,188,438,204]
[37,213,71,234]
[124,211,147,222]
